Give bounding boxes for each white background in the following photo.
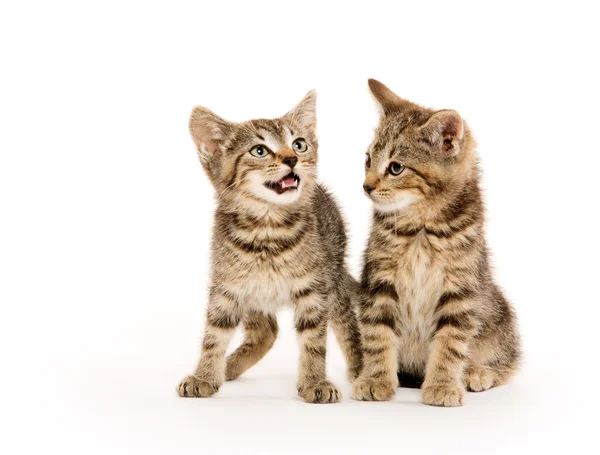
[1,1,599,454]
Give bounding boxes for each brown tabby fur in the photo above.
[352,79,520,406]
[177,91,363,403]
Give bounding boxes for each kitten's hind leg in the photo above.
[178,289,242,398]
[225,310,278,381]
[463,290,520,392]
[462,365,496,392]
[463,362,518,392]
[330,279,363,382]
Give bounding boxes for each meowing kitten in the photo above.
[177,91,363,403]
[352,79,520,406]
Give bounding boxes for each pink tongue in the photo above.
[280,175,297,188]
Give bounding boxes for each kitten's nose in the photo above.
[363,183,376,194]
[282,156,298,169]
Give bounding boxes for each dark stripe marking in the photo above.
[445,346,466,361]
[207,313,241,330]
[436,289,476,311]
[304,344,326,357]
[226,228,307,255]
[368,280,399,301]
[295,316,324,332]
[363,346,386,356]
[436,311,475,332]
[227,153,245,187]
[361,312,396,330]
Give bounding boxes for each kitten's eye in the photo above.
[292,138,308,153]
[365,154,371,168]
[388,162,405,175]
[249,145,270,158]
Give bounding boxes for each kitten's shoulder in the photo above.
[311,183,347,242]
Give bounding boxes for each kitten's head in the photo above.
[364,79,476,214]
[189,91,318,207]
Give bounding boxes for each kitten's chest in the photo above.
[394,233,444,342]
[219,229,318,314]
[236,266,296,313]
[397,233,443,302]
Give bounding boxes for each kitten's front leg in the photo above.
[178,288,242,398]
[422,291,478,407]
[294,290,340,404]
[351,283,399,401]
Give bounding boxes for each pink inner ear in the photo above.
[439,113,463,153]
[191,122,224,158]
[207,139,222,158]
[442,136,454,153]
[194,135,222,158]
[444,115,464,141]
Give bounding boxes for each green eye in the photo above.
[250,145,270,158]
[292,139,308,153]
[388,162,405,175]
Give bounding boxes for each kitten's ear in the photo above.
[418,110,464,156]
[284,90,317,132]
[189,106,232,160]
[368,79,413,113]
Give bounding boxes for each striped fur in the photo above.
[177,91,363,403]
[352,80,520,406]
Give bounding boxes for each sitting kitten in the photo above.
[352,79,520,406]
[177,91,363,403]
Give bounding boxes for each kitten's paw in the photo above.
[177,375,219,398]
[225,362,242,382]
[297,381,341,404]
[224,371,240,382]
[463,366,494,392]
[422,383,464,407]
[351,377,396,401]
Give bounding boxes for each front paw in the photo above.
[177,375,219,398]
[422,383,464,407]
[351,377,396,401]
[297,380,341,404]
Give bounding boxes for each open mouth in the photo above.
[264,172,300,194]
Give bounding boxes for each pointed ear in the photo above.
[368,79,399,112]
[284,90,316,132]
[189,106,232,160]
[418,110,464,156]
[368,78,414,113]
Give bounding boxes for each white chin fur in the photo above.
[247,172,302,205]
[373,194,419,213]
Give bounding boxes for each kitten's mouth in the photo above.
[264,172,300,194]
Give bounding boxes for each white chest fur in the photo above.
[225,264,295,314]
[394,231,444,373]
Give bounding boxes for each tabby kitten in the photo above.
[177,91,363,403]
[352,79,520,407]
